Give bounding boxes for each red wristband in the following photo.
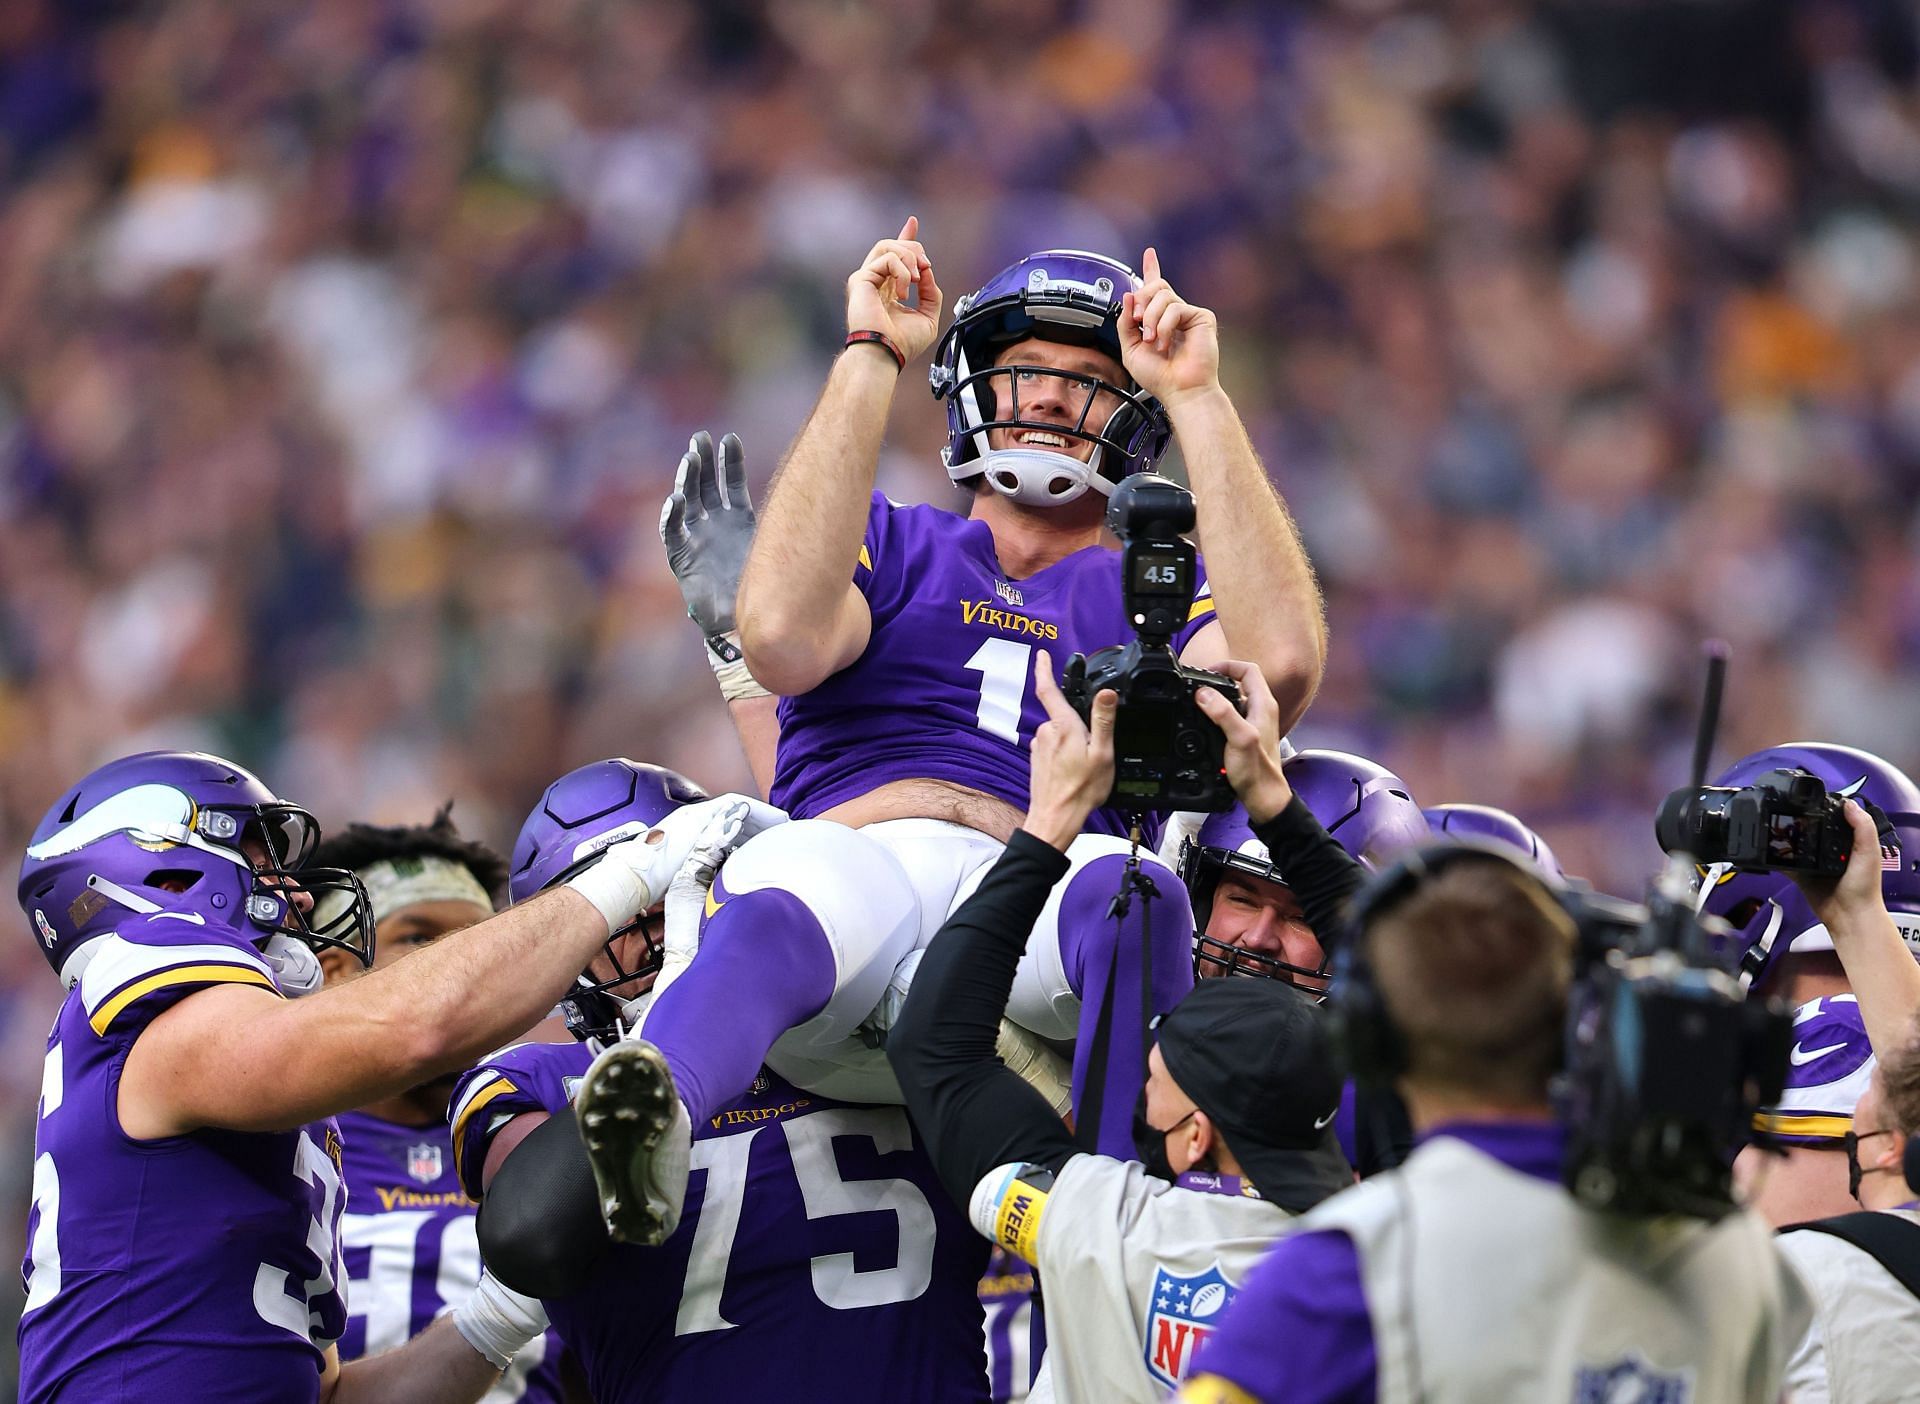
[845,329,906,371]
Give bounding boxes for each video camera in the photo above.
[1556,646,1794,1219]
[1060,474,1241,813]
[1557,862,1792,1218]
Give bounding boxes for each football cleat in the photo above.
[576,1039,692,1245]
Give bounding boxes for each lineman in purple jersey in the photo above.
[14,749,774,1402]
[584,226,1327,1244]
[448,760,991,1401]
[307,811,571,1404]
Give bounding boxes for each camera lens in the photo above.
[1654,786,1735,859]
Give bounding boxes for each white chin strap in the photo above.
[973,446,1113,507]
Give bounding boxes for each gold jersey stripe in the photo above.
[704,886,725,920]
[1752,1111,1852,1139]
[1187,597,1217,624]
[1177,1373,1262,1404]
[857,544,873,573]
[450,1078,520,1184]
[89,963,278,1036]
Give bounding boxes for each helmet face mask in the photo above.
[1177,752,1431,998]
[931,250,1172,505]
[1179,835,1332,994]
[510,759,709,1045]
[18,752,375,985]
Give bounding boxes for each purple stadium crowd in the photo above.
[4,0,1920,1389]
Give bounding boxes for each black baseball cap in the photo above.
[1156,977,1354,1213]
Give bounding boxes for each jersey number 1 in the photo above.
[965,639,1032,743]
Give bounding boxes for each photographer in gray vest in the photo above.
[1179,844,1809,1404]
[1770,795,1920,1402]
[887,654,1358,1403]
[1777,1045,1920,1403]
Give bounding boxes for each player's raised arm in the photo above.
[1119,247,1327,731]
[736,217,943,696]
[662,430,780,794]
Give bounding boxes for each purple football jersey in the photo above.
[772,493,1216,837]
[979,1247,1044,1403]
[451,1040,992,1402]
[19,915,347,1402]
[336,1109,565,1402]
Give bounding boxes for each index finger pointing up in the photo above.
[900,215,919,242]
[1033,649,1076,725]
[1141,246,1160,283]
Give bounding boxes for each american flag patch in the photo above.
[1883,843,1902,871]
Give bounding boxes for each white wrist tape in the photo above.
[563,853,650,938]
[453,1273,548,1370]
[705,631,771,702]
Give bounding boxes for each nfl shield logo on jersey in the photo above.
[1143,1262,1239,1389]
[995,579,1024,608]
[406,1141,443,1185]
[1573,1356,1693,1404]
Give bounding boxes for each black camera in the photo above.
[1557,860,1793,1219]
[1654,766,1853,878]
[1059,474,1242,813]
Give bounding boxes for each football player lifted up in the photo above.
[580,222,1326,1245]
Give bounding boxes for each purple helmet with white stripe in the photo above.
[1175,749,1431,988]
[1423,804,1565,881]
[1753,994,1875,1147]
[929,250,1171,507]
[17,751,372,988]
[510,759,708,1043]
[1693,743,1920,992]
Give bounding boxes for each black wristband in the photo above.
[845,329,906,371]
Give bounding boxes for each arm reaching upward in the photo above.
[737,217,943,696]
[1792,799,1920,1058]
[662,430,780,794]
[1119,248,1327,730]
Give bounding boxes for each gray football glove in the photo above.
[660,431,768,700]
[660,430,755,638]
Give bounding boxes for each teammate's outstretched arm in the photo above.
[736,216,942,696]
[1120,248,1327,731]
[119,796,778,1137]
[1792,799,1920,1058]
[319,1320,498,1404]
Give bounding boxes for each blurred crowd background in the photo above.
[4,0,1920,1386]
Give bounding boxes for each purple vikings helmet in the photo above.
[510,759,708,1043]
[929,250,1172,507]
[18,751,373,988]
[1753,994,1876,1148]
[1423,804,1565,881]
[1693,743,1920,992]
[1175,750,1432,988]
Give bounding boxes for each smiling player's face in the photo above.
[1203,872,1328,991]
[985,338,1127,463]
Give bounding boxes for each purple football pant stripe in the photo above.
[644,887,835,1125]
[1056,853,1194,1160]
